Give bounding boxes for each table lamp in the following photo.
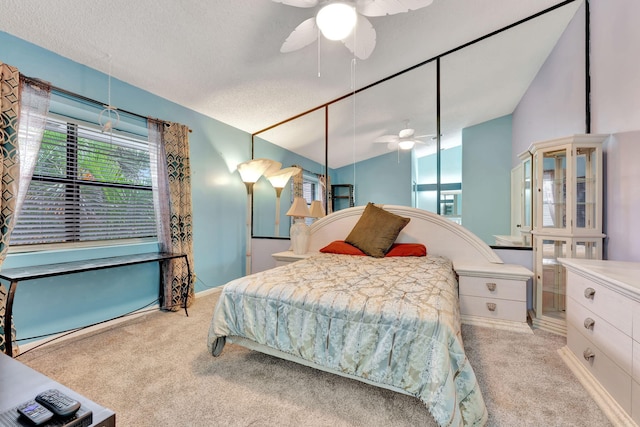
[286,197,311,255]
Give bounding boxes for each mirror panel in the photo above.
[252,108,326,238]
[328,62,437,212]
[440,2,583,245]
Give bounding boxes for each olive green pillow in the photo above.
[345,203,410,258]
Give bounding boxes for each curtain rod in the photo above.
[22,75,192,133]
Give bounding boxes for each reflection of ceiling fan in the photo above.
[374,122,433,150]
[274,0,434,60]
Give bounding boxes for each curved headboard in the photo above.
[308,205,503,265]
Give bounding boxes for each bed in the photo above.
[208,204,504,426]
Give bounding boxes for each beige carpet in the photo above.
[17,291,612,426]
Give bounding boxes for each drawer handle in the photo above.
[583,317,595,330]
[583,348,595,362]
[486,302,497,312]
[584,287,596,299]
[486,282,497,292]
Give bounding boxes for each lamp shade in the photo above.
[237,158,280,184]
[316,2,357,41]
[266,166,301,194]
[286,197,311,218]
[309,200,326,218]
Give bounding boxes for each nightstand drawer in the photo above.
[567,296,632,375]
[459,295,526,322]
[567,323,632,413]
[566,271,632,335]
[459,276,525,301]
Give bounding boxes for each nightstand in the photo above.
[272,251,313,267]
[454,262,533,333]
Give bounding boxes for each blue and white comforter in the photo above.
[208,254,487,426]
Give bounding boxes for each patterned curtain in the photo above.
[149,119,194,311]
[0,63,20,355]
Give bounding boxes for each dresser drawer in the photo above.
[459,295,526,322]
[567,323,632,412]
[566,271,633,335]
[458,276,525,301]
[567,296,632,375]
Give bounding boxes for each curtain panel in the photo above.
[0,62,20,355]
[0,66,52,356]
[149,119,194,311]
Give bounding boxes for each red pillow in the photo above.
[385,243,427,257]
[320,241,426,257]
[319,241,366,256]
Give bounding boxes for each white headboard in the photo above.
[308,205,503,265]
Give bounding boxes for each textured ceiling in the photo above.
[0,0,581,166]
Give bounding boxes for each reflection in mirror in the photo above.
[440,1,583,246]
[328,62,436,211]
[251,0,584,246]
[252,108,326,238]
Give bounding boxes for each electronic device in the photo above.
[34,390,80,418]
[16,400,54,426]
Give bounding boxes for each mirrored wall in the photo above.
[252,0,585,246]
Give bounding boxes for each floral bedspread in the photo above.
[208,254,487,426]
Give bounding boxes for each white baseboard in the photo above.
[18,287,222,354]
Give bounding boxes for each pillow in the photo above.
[385,243,427,257]
[320,241,426,257]
[319,240,366,256]
[344,203,410,258]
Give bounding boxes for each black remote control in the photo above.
[35,389,81,418]
[16,400,54,426]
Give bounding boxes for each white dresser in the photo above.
[454,262,533,332]
[558,258,640,426]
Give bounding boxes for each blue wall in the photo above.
[461,115,512,244]
[1,31,251,345]
[333,150,412,208]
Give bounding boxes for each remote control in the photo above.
[16,400,54,426]
[35,389,81,418]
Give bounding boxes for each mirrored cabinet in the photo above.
[529,134,606,334]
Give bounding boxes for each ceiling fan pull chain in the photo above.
[317,28,321,77]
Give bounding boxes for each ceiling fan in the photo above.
[374,121,434,150]
[274,0,434,60]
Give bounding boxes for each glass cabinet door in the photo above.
[540,148,567,230]
[575,146,598,231]
[535,237,569,321]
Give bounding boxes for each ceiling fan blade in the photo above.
[357,0,434,17]
[398,128,415,138]
[342,15,376,59]
[415,133,436,139]
[281,18,319,53]
[374,134,399,143]
[273,0,318,7]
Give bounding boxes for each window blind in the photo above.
[10,116,156,246]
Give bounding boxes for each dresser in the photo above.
[454,262,533,332]
[558,258,640,426]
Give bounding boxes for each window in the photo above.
[10,115,156,247]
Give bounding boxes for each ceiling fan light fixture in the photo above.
[316,2,357,41]
[398,139,415,150]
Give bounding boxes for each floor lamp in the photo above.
[266,167,301,236]
[237,158,280,275]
